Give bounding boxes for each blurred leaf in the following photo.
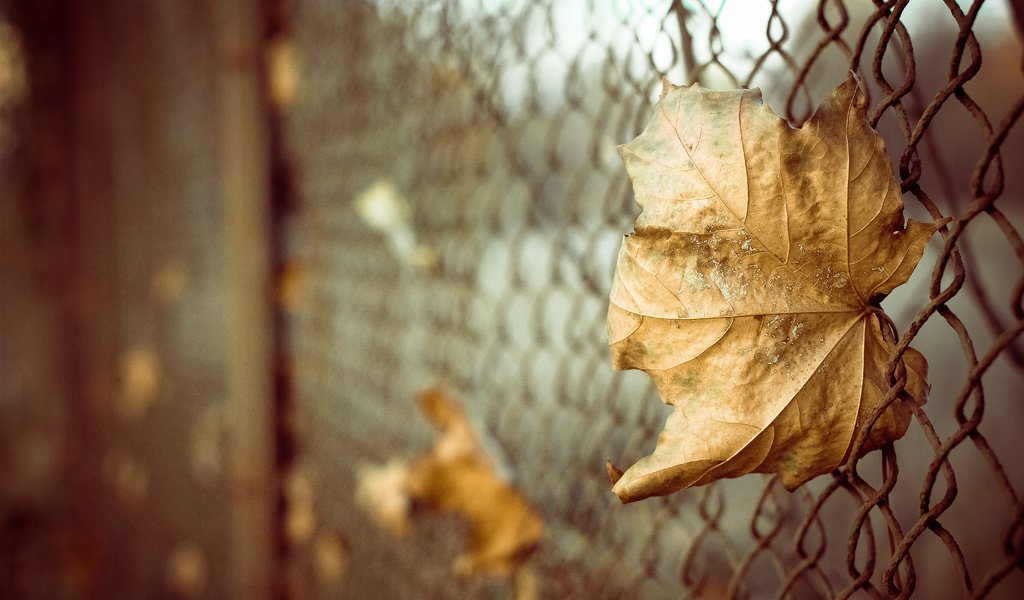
[357,388,543,577]
[405,388,543,577]
[607,75,943,503]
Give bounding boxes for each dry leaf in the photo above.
[355,389,543,576]
[405,388,543,577]
[607,75,942,503]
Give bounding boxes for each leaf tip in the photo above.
[660,77,673,100]
[914,215,951,245]
[779,472,804,492]
[810,72,868,128]
[605,459,624,485]
[418,386,463,431]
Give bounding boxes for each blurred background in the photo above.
[1,0,1022,598]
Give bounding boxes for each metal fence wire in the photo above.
[278,0,1024,598]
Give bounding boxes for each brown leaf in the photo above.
[405,388,544,577]
[607,75,942,503]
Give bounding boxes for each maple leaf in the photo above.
[405,388,544,577]
[606,75,943,503]
[356,388,543,576]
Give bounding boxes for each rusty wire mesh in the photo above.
[278,0,1024,597]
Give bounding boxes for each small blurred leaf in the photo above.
[405,388,543,577]
[356,388,543,577]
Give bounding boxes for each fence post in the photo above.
[215,0,276,597]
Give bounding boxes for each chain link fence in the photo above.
[278,0,1024,598]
